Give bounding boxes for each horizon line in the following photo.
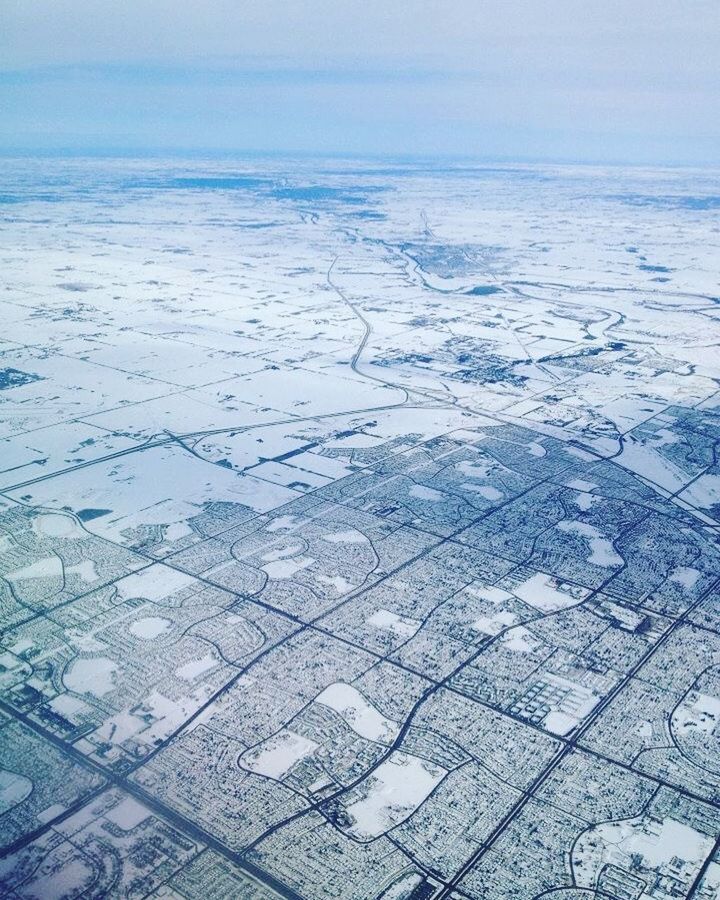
[1,148,719,171]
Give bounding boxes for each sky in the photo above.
[1,0,719,164]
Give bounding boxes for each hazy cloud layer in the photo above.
[1,0,718,162]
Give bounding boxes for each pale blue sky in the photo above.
[1,0,718,163]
